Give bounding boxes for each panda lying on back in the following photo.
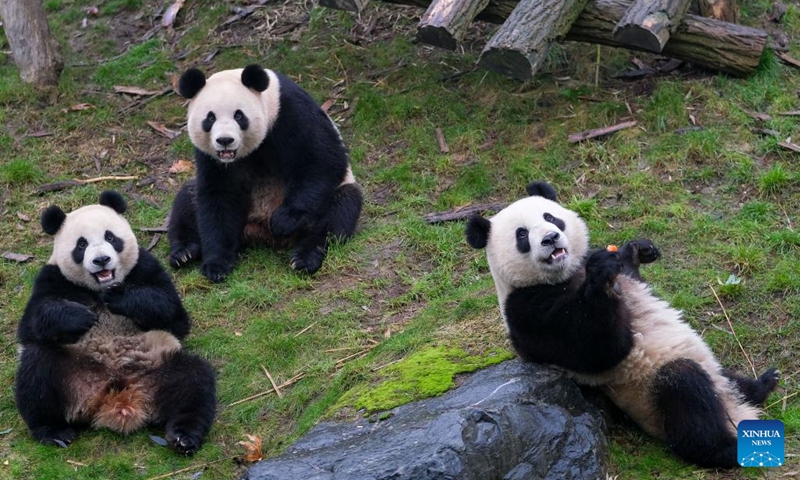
[465,181,779,468]
[16,191,216,455]
[168,64,363,282]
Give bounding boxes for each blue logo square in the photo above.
[738,420,784,467]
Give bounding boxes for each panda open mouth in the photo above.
[93,269,116,286]
[217,149,237,160]
[547,248,568,263]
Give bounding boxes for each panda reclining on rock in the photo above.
[15,191,216,455]
[465,181,779,468]
[168,64,363,283]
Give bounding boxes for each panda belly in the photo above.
[572,276,759,439]
[63,310,181,433]
[243,177,289,247]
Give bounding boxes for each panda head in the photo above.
[42,191,139,291]
[178,64,280,163]
[465,181,590,297]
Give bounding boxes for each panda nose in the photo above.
[217,137,234,147]
[93,256,111,267]
[541,232,560,247]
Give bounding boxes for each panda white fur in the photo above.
[15,191,216,455]
[465,181,779,468]
[168,64,363,283]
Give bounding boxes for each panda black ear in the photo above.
[465,214,491,249]
[99,190,127,214]
[178,68,206,99]
[525,181,558,202]
[242,64,269,92]
[41,205,66,235]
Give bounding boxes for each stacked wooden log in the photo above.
[320,0,767,81]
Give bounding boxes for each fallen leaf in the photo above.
[147,121,181,139]
[149,435,169,447]
[162,0,186,27]
[113,86,161,96]
[68,103,94,112]
[168,159,193,174]
[16,212,30,222]
[86,6,99,16]
[2,252,33,262]
[236,434,263,463]
[321,98,335,113]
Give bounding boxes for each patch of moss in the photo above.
[336,346,513,414]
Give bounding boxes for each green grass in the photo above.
[0,1,798,479]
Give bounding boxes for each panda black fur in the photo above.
[15,191,216,455]
[168,64,363,282]
[465,181,780,468]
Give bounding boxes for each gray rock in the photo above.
[242,359,608,480]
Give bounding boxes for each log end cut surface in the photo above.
[478,48,537,81]
[416,26,459,50]
[613,24,670,52]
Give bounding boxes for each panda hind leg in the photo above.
[618,239,660,281]
[150,352,217,455]
[723,368,780,406]
[652,358,739,468]
[290,183,363,275]
[168,181,203,269]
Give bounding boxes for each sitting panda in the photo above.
[465,181,779,468]
[15,191,216,455]
[168,64,363,282]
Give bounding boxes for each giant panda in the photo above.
[15,191,216,455]
[465,181,780,468]
[168,64,363,283]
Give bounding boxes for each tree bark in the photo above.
[417,0,492,50]
[374,0,766,75]
[0,0,63,87]
[612,0,692,52]
[319,0,370,12]
[477,0,590,80]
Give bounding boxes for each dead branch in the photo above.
[567,120,638,143]
[261,365,283,398]
[424,202,509,224]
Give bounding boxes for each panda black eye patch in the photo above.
[543,213,566,231]
[202,112,216,132]
[515,228,531,253]
[72,237,88,264]
[105,230,125,253]
[234,109,249,130]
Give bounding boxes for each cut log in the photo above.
[612,0,692,53]
[319,0,369,12]
[568,0,766,76]
[0,0,63,87]
[377,0,767,76]
[478,0,590,81]
[417,0,491,50]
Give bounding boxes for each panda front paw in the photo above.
[100,282,127,314]
[169,243,201,269]
[201,259,234,283]
[32,426,78,448]
[270,206,307,238]
[759,368,780,392]
[621,239,661,265]
[59,301,98,343]
[291,247,325,275]
[585,250,622,296]
[166,429,203,456]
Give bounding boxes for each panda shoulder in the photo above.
[124,248,170,282]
